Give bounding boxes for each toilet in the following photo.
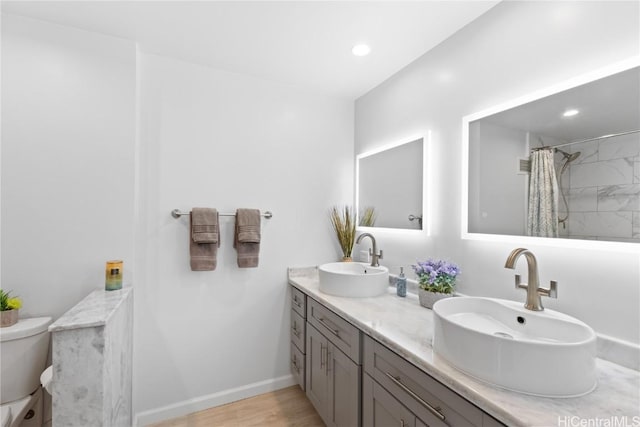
[0,317,52,427]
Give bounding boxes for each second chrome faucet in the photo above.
[504,248,557,311]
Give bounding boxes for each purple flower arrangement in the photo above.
[412,259,460,294]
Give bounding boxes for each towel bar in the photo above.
[171,209,273,219]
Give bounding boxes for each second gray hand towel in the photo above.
[190,207,219,271]
[234,208,261,268]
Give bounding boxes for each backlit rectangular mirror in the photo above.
[356,136,425,231]
[463,59,639,245]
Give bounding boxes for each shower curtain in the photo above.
[527,148,559,237]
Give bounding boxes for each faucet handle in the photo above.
[514,274,528,290]
[538,280,558,299]
[369,248,383,259]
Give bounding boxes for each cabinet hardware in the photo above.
[400,419,406,427]
[326,350,331,373]
[291,357,299,373]
[292,323,301,337]
[293,295,302,308]
[318,316,340,338]
[385,372,445,421]
[320,344,326,369]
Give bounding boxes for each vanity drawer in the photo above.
[291,286,306,317]
[364,335,483,427]
[290,308,305,353]
[290,342,305,391]
[307,297,360,364]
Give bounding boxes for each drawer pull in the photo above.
[293,295,302,308]
[385,372,445,422]
[320,344,326,370]
[292,324,301,338]
[291,358,300,373]
[400,419,406,427]
[318,316,340,338]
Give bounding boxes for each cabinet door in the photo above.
[307,297,361,363]
[363,373,415,427]
[291,308,305,353]
[327,342,360,427]
[290,342,305,391]
[306,324,329,424]
[291,286,306,317]
[365,335,478,427]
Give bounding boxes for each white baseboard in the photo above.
[134,374,296,427]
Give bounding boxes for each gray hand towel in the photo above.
[234,209,261,268]
[191,208,219,244]
[190,208,220,271]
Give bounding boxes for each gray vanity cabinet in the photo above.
[306,323,360,427]
[290,287,307,390]
[304,296,361,427]
[363,373,427,427]
[327,332,360,427]
[289,285,504,427]
[363,335,504,427]
[306,323,329,416]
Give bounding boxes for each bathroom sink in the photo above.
[318,262,389,298]
[432,297,597,397]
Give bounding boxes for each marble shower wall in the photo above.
[50,288,133,426]
[558,132,640,242]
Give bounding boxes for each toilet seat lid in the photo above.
[0,317,52,342]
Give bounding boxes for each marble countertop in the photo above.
[49,287,133,332]
[288,267,640,427]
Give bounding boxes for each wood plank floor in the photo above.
[147,386,325,427]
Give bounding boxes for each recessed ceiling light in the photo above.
[563,109,579,117]
[352,44,371,57]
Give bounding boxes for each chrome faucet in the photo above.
[356,233,383,267]
[504,248,557,311]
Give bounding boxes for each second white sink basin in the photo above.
[432,297,597,397]
[318,262,389,298]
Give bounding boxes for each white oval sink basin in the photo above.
[432,297,597,397]
[318,262,389,298]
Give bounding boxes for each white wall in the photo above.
[1,14,136,319]
[355,1,640,345]
[134,53,353,423]
[2,14,354,424]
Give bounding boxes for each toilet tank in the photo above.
[0,317,52,404]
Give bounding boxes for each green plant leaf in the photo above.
[329,206,356,257]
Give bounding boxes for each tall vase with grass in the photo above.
[329,206,356,262]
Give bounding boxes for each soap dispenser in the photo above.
[396,267,407,297]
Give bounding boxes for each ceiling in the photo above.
[1,1,500,100]
[481,66,640,144]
